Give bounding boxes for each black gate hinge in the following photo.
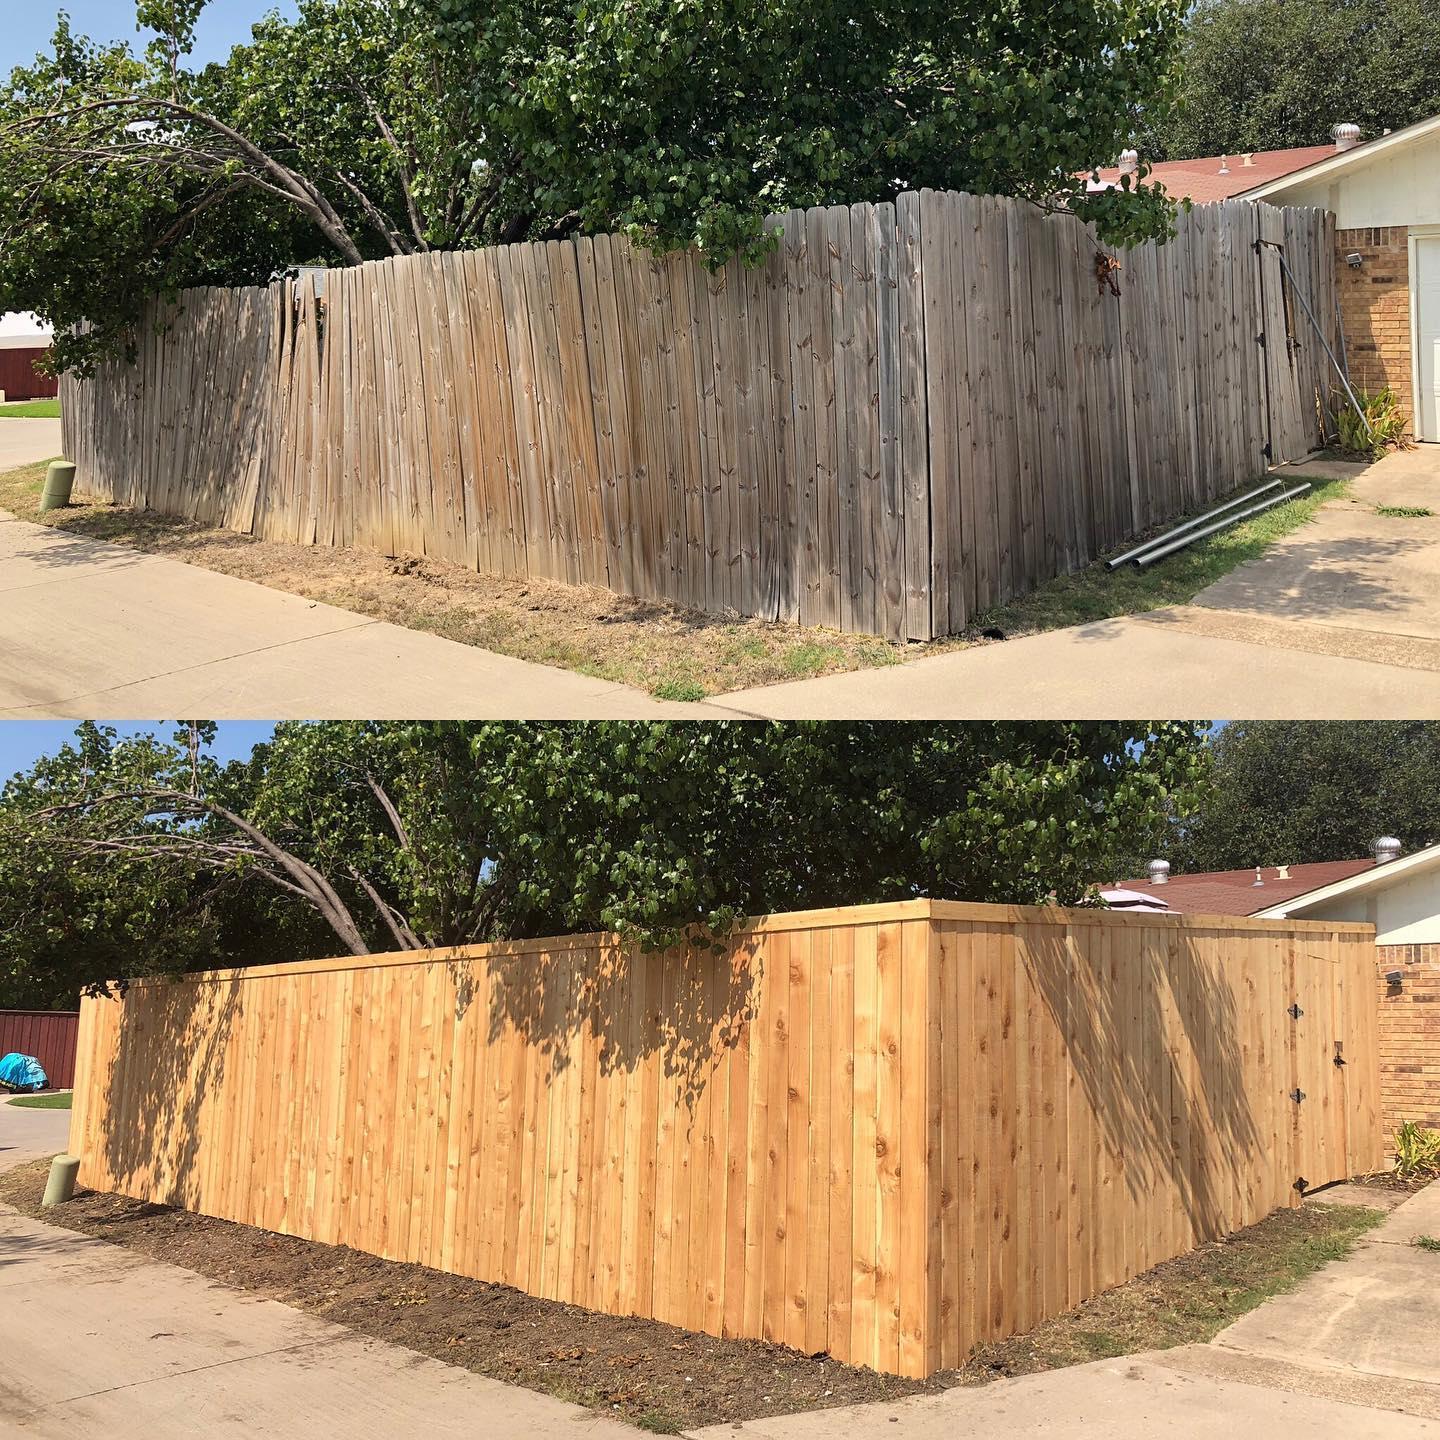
[1262,442,1273,460]
[1294,1175,1308,1194]
[1291,1087,1306,1104]
[1334,1042,1347,1068]
[1287,1002,1303,1020]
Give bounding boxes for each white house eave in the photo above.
[1253,840,1440,918]
[1241,112,1440,202]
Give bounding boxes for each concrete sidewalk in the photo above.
[709,447,1440,719]
[709,609,1440,718]
[0,417,63,470]
[0,1097,71,1174]
[689,1183,1440,1439]
[0,513,738,719]
[0,1201,634,1439]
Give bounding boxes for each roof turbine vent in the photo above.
[1372,836,1403,864]
[1117,148,1139,177]
[1333,122,1361,152]
[1147,859,1170,885]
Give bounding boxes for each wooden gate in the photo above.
[1255,205,1339,464]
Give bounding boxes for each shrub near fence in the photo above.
[67,900,1380,1379]
[60,196,1337,642]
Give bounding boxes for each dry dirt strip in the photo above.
[0,514,746,720]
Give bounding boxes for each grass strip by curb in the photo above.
[5,1091,73,1109]
[0,399,61,419]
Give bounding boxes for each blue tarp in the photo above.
[0,1053,48,1092]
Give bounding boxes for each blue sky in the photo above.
[3,1,297,75]
[0,721,275,787]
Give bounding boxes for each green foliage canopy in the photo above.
[1167,722,1440,874]
[2,721,1206,1004]
[1143,0,1440,160]
[2,0,1185,374]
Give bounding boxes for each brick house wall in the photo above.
[1335,226,1413,430]
[1376,942,1440,1141]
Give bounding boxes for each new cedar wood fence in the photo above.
[59,196,1337,641]
[68,900,1380,1379]
[0,1010,79,1089]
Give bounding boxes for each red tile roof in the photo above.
[1088,144,1340,204]
[1115,858,1376,916]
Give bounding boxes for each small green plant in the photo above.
[1414,1235,1440,1253]
[1335,387,1409,460]
[1377,505,1433,518]
[1393,1121,1440,1181]
[651,675,708,703]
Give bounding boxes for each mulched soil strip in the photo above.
[0,1161,1401,1429]
[0,1160,933,1431]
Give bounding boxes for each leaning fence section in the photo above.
[61,195,1337,641]
[67,900,1379,1379]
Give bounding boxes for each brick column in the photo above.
[1376,942,1440,1140]
[1335,226,1413,430]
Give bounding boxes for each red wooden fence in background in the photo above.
[0,347,59,400]
[0,1011,79,1089]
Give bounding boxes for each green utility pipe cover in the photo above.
[39,460,77,513]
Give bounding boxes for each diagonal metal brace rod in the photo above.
[1268,242,1373,441]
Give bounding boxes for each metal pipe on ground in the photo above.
[1134,482,1312,569]
[1105,479,1288,571]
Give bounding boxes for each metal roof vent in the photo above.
[1118,148,1139,176]
[1373,836,1403,864]
[1252,867,1265,888]
[1147,859,1170,885]
[1333,122,1361,152]
[1217,155,1231,176]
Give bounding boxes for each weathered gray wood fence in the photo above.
[60,194,1337,641]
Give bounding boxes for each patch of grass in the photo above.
[651,676,708,703]
[634,1412,685,1434]
[5,1091,71,1109]
[0,399,60,419]
[1377,505,1434,518]
[1414,1235,1440,1252]
[958,1201,1383,1383]
[971,477,1351,640]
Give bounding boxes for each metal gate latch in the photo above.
[1291,1088,1306,1104]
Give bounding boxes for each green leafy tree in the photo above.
[1143,0,1440,161]
[2,0,1185,374]
[5,721,1206,1000]
[0,723,330,1009]
[1168,722,1440,873]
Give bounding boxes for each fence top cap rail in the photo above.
[0,1008,82,1016]
[102,897,1374,992]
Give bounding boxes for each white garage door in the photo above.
[1418,234,1440,442]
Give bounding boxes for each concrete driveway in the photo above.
[711,447,1440,719]
[0,1096,71,1175]
[0,417,63,470]
[692,1181,1440,1438]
